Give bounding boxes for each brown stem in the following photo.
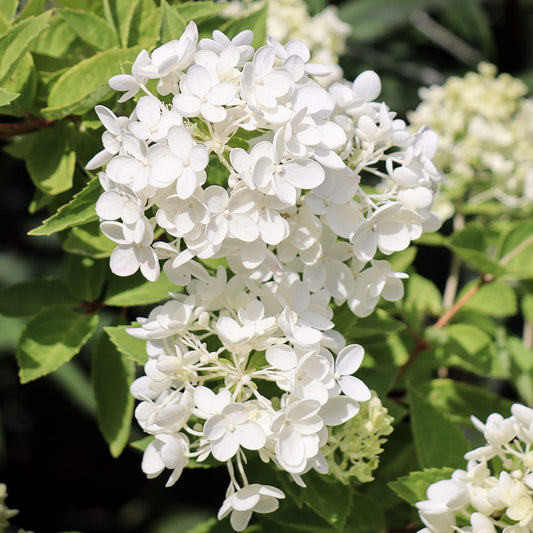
[0,117,55,138]
[394,273,495,382]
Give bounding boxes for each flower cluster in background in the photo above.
[408,63,533,220]
[89,20,441,530]
[220,0,351,86]
[417,404,533,533]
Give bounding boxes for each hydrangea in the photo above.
[416,404,533,532]
[89,20,441,530]
[0,484,18,528]
[220,0,351,86]
[408,63,533,219]
[321,392,394,484]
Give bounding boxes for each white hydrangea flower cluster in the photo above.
[220,0,351,86]
[88,21,441,531]
[416,404,533,533]
[408,63,533,219]
[321,392,393,484]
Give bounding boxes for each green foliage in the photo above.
[408,384,470,469]
[17,308,99,383]
[66,255,106,302]
[92,331,135,457]
[160,0,187,43]
[105,325,148,365]
[389,467,456,504]
[105,271,178,306]
[220,3,267,49]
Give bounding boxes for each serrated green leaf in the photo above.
[17,308,99,384]
[0,51,37,114]
[25,121,76,195]
[105,325,148,365]
[404,273,442,317]
[0,278,77,317]
[0,0,18,20]
[0,87,19,105]
[105,270,177,306]
[460,280,517,317]
[408,384,470,469]
[31,15,78,58]
[220,3,267,49]
[499,219,533,278]
[446,323,492,356]
[0,11,51,85]
[29,178,100,235]
[160,0,187,43]
[57,8,119,51]
[92,330,135,457]
[63,221,116,258]
[388,467,456,505]
[66,256,106,303]
[43,46,141,119]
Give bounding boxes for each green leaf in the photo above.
[130,435,153,452]
[66,256,106,303]
[388,247,417,272]
[388,467,456,505]
[340,0,441,42]
[160,0,187,43]
[450,225,506,276]
[446,323,492,356]
[220,3,267,49]
[43,46,142,119]
[403,273,442,318]
[29,178,100,235]
[17,0,46,20]
[0,11,51,85]
[63,221,116,258]
[57,8,119,51]
[499,219,533,279]
[176,2,227,22]
[0,0,18,20]
[522,293,533,324]
[25,121,76,195]
[0,278,77,317]
[105,325,148,365]
[0,87,19,105]
[302,473,353,531]
[105,271,177,306]
[336,307,406,341]
[460,280,517,318]
[408,384,470,469]
[92,330,135,457]
[423,378,514,427]
[0,51,37,113]
[120,0,159,48]
[31,15,78,58]
[17,308,99,384]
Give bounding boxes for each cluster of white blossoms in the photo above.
[321,391,393,484]
[408,63,533,220]
[417,404,533,533]
[220,0,351,86]
[88,21,441,530]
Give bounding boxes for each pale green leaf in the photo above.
[66,256,106,303]
[0,11,51,85]
[0,278,77,317]
[0,87,19,106]
[404,273,442,317]
[25,121,76,195]
[388,467,456,505]
[460,280,517,318]
[29,178,100,235]
[92,331,135,457]
[0,51,36,113]
[160,0,187,43]
[0,0,18,20]
[43,46,142,119]
[62,221,116,258]
[57,8,119,51]
[408,384,470,469]
[31,15,78,58]
[120,0,159,48]
[220,3,267,49]
[104,325,148,365]
[17,308,99,384]
[105,271,178,306]
[446,323,492,356]
[388,247,417,272]
[522,293,533,324]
